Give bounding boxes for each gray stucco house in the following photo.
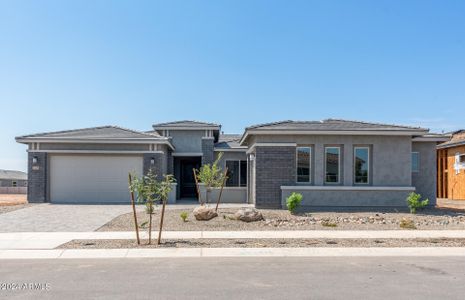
[16,119,447,209]
[0,169,27,187]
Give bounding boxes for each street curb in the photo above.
[0,247,465,259]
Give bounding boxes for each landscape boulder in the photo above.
[193,206,218,221]
[234,208,264,222]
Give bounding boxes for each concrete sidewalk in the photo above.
[2,230,465,250]
[1,247,465,259]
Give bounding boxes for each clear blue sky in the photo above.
[1,0,464,172]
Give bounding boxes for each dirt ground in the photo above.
[97,207,465,231]
[58,238,465,249]
[0,194,27,206]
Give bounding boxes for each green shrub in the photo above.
[400,218,416,229]
[180,211,188,222]
[406,192,429,214]
[286,192,303,213]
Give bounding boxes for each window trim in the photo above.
[353,146,370,185]
[11,181,17,187]
[411,152,420,173]
[225,159,247,187]
[296,146,312,183]
[324,146,341,184]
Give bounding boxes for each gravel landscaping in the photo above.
[58,238,465,249]
[97,207,465,231]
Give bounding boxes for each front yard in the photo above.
[97,207,465,231]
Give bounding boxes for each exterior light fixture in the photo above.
[150,157,155,165]
[32,156,38,164]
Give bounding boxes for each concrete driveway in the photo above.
[0,204,133,232]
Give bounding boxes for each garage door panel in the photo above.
[50,155,143,203]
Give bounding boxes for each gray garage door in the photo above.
[50,155,143,203]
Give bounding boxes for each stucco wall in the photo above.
[169,130,204,153]
[198,185,247,203]
[0,179,27,187]
[39,143,152,151]
[281,187,414,208]
[251,135,412,186]
[249,134,414,208]
[412,142,437,205]
[214,151,247,169]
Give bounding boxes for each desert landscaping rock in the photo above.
[0,204,31,215]
[193,206,218,221]
[98,207,465,232]
[234,208,264,222]
[58,238,465,249]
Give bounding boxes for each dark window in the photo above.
[12,181,17,187]
[354,147,369,184]
[296,147,311,182]
[325,147,340,183]
[412,152,419,172]
[226,160,247,187]
[240,160,247,187]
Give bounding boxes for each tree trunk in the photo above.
[206,188,211,204]
[157,197,167,245]
[148,202,153,244]
[128,173,140,245]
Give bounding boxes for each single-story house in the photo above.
[0,169,28,187]
[16,119,447,209]
[437,130,465,200]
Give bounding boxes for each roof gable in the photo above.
[16,126,162,140]
[0,170,27,180]
[153,120,220,129]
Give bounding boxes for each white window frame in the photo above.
[296,146,312,183]
[11,181,17,187]
[412,152,420,173]
[353,146,370,185]
[325,146,341,184]
[225,160,247,187]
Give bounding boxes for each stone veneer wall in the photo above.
[27,152,48,203]
[254,146,296,208]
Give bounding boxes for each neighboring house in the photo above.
[0,169,27,188]
[437,130,465,201]
[16,119,446,209]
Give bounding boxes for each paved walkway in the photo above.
[1,247,465,259]
[2,230,465,250]
[0,204,133,232]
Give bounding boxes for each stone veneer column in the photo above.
[28,152,48,203]
[201,137,214,165]
[254,146,296,208]
[143,153,165,179]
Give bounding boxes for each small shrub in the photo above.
[400,218,416,229]
[286,192,303,213]
[321,220,337,227]
[406,192,429,214]
[180,212,188,222]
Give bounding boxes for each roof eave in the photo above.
[239,129,429,146]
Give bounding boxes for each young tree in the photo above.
[195,153,227,205]
[156,174,175,245]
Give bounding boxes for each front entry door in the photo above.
[180,158,201,198]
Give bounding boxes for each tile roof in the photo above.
[153,120,220,128]
[246,119,428,132]
[0,170,27,180]
[215,134,244,149]
[437,129,465,149]
[16,126,163,140]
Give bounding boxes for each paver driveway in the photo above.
[0,204,133,232]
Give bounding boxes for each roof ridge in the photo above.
[153,120,220,127]
[323,118,427,130]
[246,120,294,130]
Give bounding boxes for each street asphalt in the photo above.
[1,257,465,299]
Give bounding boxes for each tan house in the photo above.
[437,130,465,201]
